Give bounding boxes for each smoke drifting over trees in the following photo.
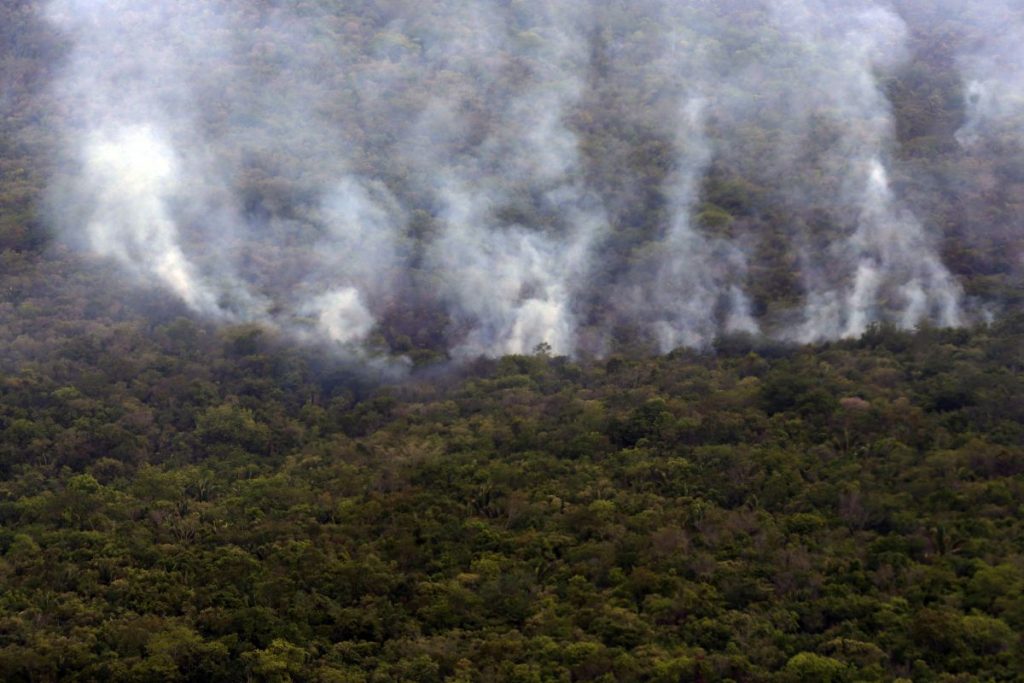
[953,0,1024,147]
[30,0,1024,361]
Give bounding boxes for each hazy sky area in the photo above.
[34,0,1024,362]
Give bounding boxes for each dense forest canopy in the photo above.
[1,0,1023,681]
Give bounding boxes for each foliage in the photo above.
[0,281,1022,679]
[0,1,1022,680]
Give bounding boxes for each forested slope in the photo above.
[2,0,1024,358]
[1,284,1023,680]
[1,0,1024,680]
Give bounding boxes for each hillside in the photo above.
[2,0,1024,359]
[1,300,1023,680]
[1,0,1024,680]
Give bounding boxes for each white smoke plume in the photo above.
[625,94,758,352]
[953,1,1024,148]
[761,0,962,341]
[44,0,403,356]
[598,1,760,352]
[78,125,221,315]
[36,0,975,363]
[298,178,406,346]
[403,0,606,357]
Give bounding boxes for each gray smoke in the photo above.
[407,0,606,357]
[39,0,974,361]
[616,94,760,353]
[602,0,961,347]
[74,124,224,316]
[756,0,962,341]
[45,1,244,319]
[581,0,762,353]
[954,1,1024,148]
[44,0,404,357]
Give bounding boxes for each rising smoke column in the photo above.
[766,0,962,341]
[654,22,761,349]
[44,0,244,319]
[232,6,409,351]
[945,0,1024,289]
[297,178,407,347]
[620,94,759,352]
[402,0,607,358]
[599,1,759,353]
[39,0,975,362]
[76,125,221,315]
[648,86,760,351]
[43,0,404,353]
[645,95,726,351]
[954,1,1024,148]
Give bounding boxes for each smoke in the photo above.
[77,125,221,315]
[47,0,249,320]
[297,177,406,346]
[407,0,606,357]
[953,1,1024,148]
[591,1,762,352]
[618,94,758,352]
[44,0,403,357]
[37,0,980,362]
[929,0,1024,293]
[752,0,963,341]
[597,0,961,348]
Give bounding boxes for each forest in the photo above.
[1,0,1023,680]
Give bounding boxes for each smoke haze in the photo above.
[953,1,1024,148]
[35,0,1022,361]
